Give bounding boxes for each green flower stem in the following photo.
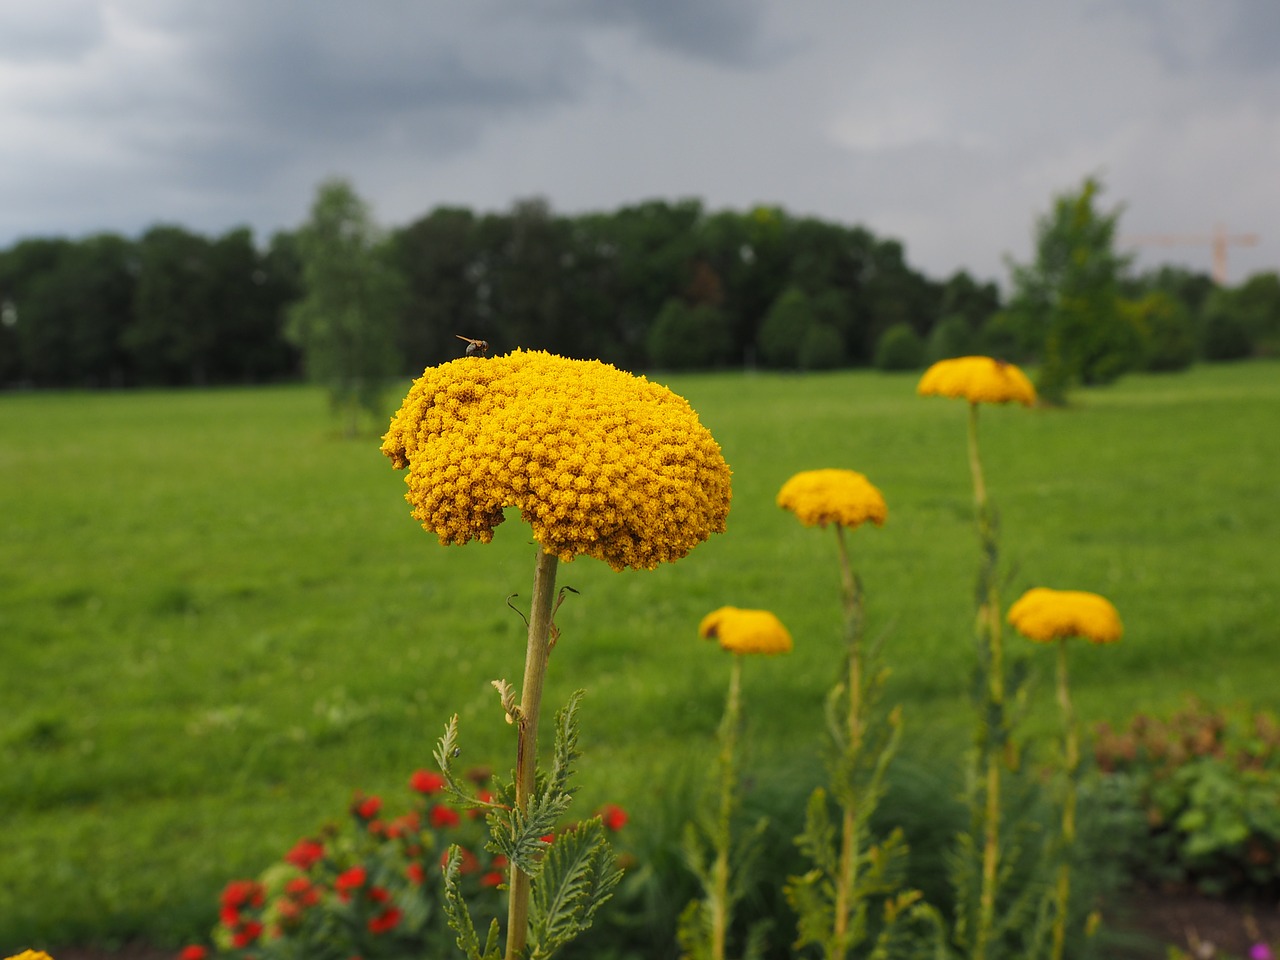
[506,547,560,960]
[833,524,864,959]
[712,654,744,960]
[1050,639,1078,960]
[968,401,1003,960]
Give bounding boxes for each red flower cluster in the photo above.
[284,837,325,870]
[219,879,266,947]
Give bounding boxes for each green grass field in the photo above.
[2,361,1278,948]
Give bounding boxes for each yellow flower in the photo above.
[699,606,793,655]
[5,952,55,960]
[1007,588,1123,645]
[917,356,1037,406]
[777,469,887,530]
[382,349,732,571]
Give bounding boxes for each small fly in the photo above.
[455,335,489,357]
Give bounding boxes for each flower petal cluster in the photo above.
[382,349,732,571]
[699,606,793,655]
[1008,587,1123,644]
[917,356,1037,406]
[777,469,887,530]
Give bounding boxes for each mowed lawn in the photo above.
[1,360,1278,947]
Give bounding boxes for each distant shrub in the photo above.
[647,299,733,369]
[873,323,925,371]
[797,321,845,370]
[1200,304,1255,361]
[1123,291,1196,372]
[758,286,815,368]
[1093,698,1280,897]
[926,314,976,363]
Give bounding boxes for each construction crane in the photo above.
[1121,224,1259,284]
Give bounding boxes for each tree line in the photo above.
[1,177,1275,401]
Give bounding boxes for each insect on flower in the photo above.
[456,334,489,357]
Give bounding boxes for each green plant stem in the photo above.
[968,400,1003,960]
[833,524,864,960]
[712,654,744,960]
[505,547,560,960]
[1051,639,1078,960]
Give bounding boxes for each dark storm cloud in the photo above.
[0,1,1275,282]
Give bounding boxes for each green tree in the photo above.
[127,225,220,385]
[1008,177,1136,403]
[873,322,925,370]
[927,314,977,362]
[757,286,814,368]
[646,298,732,369]
[1199,287,1255,361]
[287,179,406,435]
[1122,290,1196,372]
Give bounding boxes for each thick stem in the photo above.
[832,524,864,959]
[505,548,560,960]
[1051,640,1078,960]
[968,401,1003,960]
[711,655,743,960]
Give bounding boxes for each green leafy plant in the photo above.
[436,692,625,960]
[179,759,629,960]
[1094,699,1280,896]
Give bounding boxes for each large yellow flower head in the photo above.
[1007,588,1123,645]
[699,606,793,655]
[777,469,887,530]
[5,952,55,960]
[381,349,732,571]
[917,356,1037,406]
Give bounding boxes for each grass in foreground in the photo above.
[1,361,1277,947]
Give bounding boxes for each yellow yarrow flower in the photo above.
[5,952,55,960]
[777,469,887,530]
[699,606,793,655]
[1007,588,1123,645]
[917,356,1037,406]
[382,349,732,571]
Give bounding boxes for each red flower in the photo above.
[368,906,403,934]
[598,803,629,832]
[352,794,382,820]
[285,876,320,907]
[410,769,447,794]
[429,804,461,828]
[220,879,265,910]
[386,811,420,839]
[368,885,390,904]
[219,905,240,929]
[335,865,367,901]
[481,870,504,888]
[405,862,425,886]
[284,838,325,870]
[231,920,264,948]
[179,946,209,960]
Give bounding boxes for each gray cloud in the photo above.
[0,0,1275,284]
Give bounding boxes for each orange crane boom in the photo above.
[1121,224,1259,284]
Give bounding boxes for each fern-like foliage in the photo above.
[442,844,504,960]
[435,690,619,960]
[528,818,624,959]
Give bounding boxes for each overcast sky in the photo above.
[2,1,1277,287]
